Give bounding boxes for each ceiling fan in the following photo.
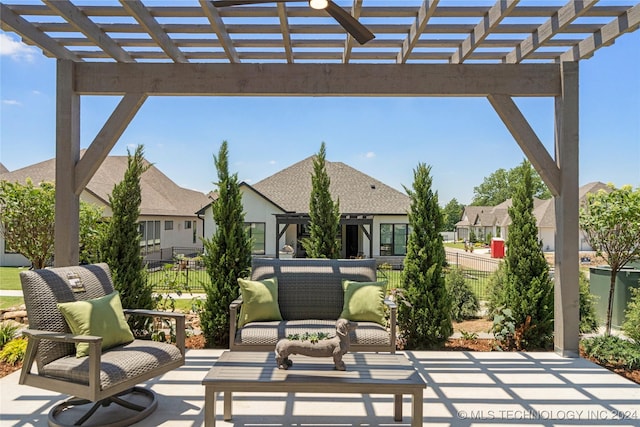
[211,0,375,45]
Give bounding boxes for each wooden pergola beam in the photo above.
[43,0,134,63]
[74,93,148,195]
[0,3,81,61]
[396,0,439,64]
[450,0,519,64]
[276,3,293,64]
[120,0,188,63]
[200,0,240,63]
[72,63,561,97]
[487,94,561,197]
[560,2,640,62]
[342,0,363,63]
[506,0,598,64]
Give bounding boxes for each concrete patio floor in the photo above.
[1,350,638,427]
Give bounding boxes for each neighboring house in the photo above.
[198,156,411,264]
[455,181,610,251]
[0,153,209,267]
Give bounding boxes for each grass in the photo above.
[0,297,24,310]
[0,268,26,291]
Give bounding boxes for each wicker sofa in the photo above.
[229,257,396,353]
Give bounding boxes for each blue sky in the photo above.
[1,27,638,206]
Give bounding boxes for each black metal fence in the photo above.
[146,251,503,300]
[445,251,502,300]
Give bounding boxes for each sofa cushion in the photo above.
[235,319,390,348]
[340,280,387,326]
[237,277,283,328]
[57,291,134,358]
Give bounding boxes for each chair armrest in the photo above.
[229,297,243,350]
[22,328,103,345]
[20,329,103,389]
[122,309,186,356]
[384,298,397,354]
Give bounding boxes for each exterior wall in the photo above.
[201,187,285,258]
[539,227,555,252]
[372,215,409,258]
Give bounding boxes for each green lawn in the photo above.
[0,267,26,291]
[0,296,24,310]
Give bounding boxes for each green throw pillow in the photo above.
[57,291,134,358]
[237,277,283,328]
[340,280,388,326]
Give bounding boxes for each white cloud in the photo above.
[269,160,276,165]
[0,33,37,62]
[2,99,21,106]
[364,151,376,159]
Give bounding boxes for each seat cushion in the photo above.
[42,339,183,390]
[235,319,390,348]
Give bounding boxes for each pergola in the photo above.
[2,0,639,357]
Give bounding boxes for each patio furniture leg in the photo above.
[411,391,423,427]
[223,391,232,420]
[394,394,402,421]
[204,388,216,427]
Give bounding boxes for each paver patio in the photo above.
[2,349,638,426]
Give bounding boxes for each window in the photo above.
[165,220,173,231]
[244,222,265,255]
[185,221,192,229]
[380,224,409,256]
[138,220,161,255]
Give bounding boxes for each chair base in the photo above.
[48,386,158,427]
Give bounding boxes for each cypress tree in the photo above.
[102,145,153,331]
[201,141,252,347]
[398,163,452,349]
[503,160,554,349]
[301,142,341,259]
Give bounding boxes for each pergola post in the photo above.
[54,59,80,267]
[553,61,580,357]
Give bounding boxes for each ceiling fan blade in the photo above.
[325,1,374,45]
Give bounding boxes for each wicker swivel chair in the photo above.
[19,263,185,427]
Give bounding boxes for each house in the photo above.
[0,153,209,267]
[198,156,411,264]
[455,182,611,251]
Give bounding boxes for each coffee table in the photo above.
[202,351,426,426]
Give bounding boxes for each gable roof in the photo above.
[0,163,8,174]
[457,182,611,229]
[0,152,209,217]
[252,156,410,215]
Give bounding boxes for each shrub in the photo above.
[623,287,640,343]
[0,338,27,365]
[580,335,640,371]
[0,321,20,348]
[486,262,507,317]
[446,267,479,322]
[579,270,599,334]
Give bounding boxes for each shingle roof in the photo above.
[0,153,209,217]
[252,156,409,215]
[0,163,8,174]
[459,182,611,229]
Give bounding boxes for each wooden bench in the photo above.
[202,351,426,426]
[229,257,396,353]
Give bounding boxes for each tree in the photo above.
[102,145,154,330]
[0,179,106,268]
[441,198,464,232]
[579,184,640,335]
[301,142,341,259]
[472,161,551,206]
[501,160,554,349]
[0,179,55,269]
[398,163,452,349]
[201,141,252,347]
